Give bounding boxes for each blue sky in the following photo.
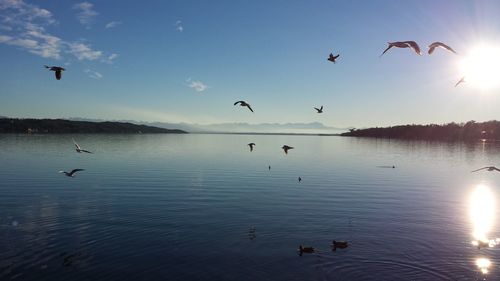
[2,0,500,128]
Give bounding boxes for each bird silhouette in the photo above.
[73,139,92,153]
[471,166,500,172]
[298,177,302,182]
[314,106,323,113]
[282,145,294,154]
[455,76,466,87]
[331,240,348,251]
[428,42,457,55]
[248,143,255,152]
[298,245,314,256]
[44,65,65,80]
[380,41,422,57]
[59,169,85,177]
[327,53,340,63]
[234,101,254,112]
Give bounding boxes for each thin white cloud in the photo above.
[175,20,183,32]
[84,69,103,79]
[0,1,115,62]
[105,21,121,29]
[68,42,102,60]
[108,53,118,61]
[73,2,98,27]
[186,78,208,92]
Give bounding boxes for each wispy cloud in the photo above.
[73,2,98,28]
[105,21,121,29]
[186,78,208,92]
[68,42,102,60]
[174,20,183,32]
[84,68,102,79]
[108,53,118,61]
[0,0,115,62]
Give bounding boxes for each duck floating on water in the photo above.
[331,240,348,250]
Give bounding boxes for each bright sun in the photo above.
[459,45,500,90]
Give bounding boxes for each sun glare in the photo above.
[469,185,495,243]
[460,45,500,90]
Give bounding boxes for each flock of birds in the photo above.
[49,39,498,257]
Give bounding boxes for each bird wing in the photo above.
[68,169,85,176]
[314,107,320,112]
[493,167,500,172]
[234,101,243,106]
[329,53,334,59]
[73,139,81,150]
[455,77,465,87]
[333,54,339,59]
[429,42,457,54]
[404,41,422,55]
[471,167,489,172]
[320,106,323,110]
[246,104,254,112]
[380,44,393,57]
[81,149,92,154]
[55,70,62,80]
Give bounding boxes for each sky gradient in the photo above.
[2,0,500,128]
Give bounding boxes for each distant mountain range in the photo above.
[68,118,348,134]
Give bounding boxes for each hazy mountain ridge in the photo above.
[68,118,348,133]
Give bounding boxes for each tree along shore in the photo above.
[341,121,500,141]
[0,118,187,134]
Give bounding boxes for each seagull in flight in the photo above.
[327,53,340,63]
[44,65,65,80]
[428,42,457,55]
[248,143,256,152]
[282,145,294,154]
[380,41,422,57]
[234,101,254,112]
[73,139,92,153]
[471,166,500,173]
[59,169,85,177]
[314,106,323,113]
[455,76,466,87]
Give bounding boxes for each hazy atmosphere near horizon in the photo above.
[2,0,500,127]
[3,1,500,281]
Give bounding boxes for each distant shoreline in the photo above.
[0,118,187,134]
[340,120,500,141]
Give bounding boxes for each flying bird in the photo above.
[234,101,254,113]
[59,169,85,177]
[455,76,466,87]
[298,177,302,182]
[44,65,65,80]
[380,41,422,57]
[248,143,256,152]
[471,166,500,173]
[428,42,457,55]
[314,106,323,113]
[327,53,340,63]
[73,139,92,153]
[282,145,294,154]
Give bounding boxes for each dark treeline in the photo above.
[0,118,187,134]
[341,120,500,141]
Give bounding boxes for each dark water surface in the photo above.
[1,134,500,280]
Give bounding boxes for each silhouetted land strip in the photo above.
[0,118,187,134]
[341,121,500,141]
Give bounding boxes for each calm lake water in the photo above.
[1,134,500,280]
